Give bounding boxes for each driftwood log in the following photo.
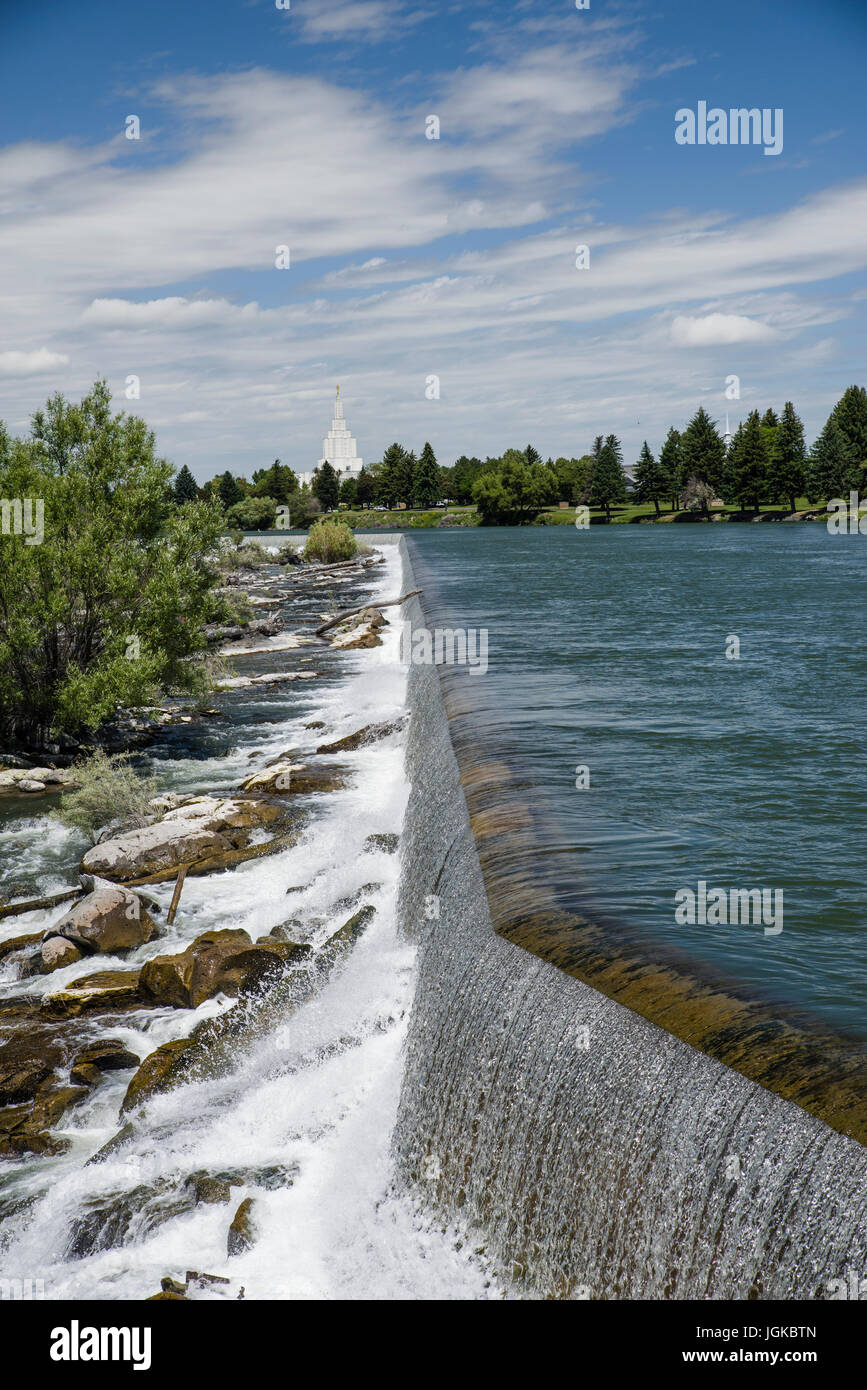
[314,590,421,639]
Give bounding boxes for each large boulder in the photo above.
[40,969,142,1020]
[121,1038,197,1113]
[138,929,306,1009]
[40,937,84,972]
[44,885,159,960]
[227,1197,258,1256]
[81,822,234,883]
[316,718,405,754]
[241,761,348,796]
[70,1039,139,1087]
[0,1032,66,1105]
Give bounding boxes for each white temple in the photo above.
[297,386,363,487]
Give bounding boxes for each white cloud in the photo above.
[0,349,70,376]
[670,313,778,346]
[0,47,862,474]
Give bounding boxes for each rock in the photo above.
[186,1270,231,1290]
[40,969,142,1020]
[69,1180,197,1256]
[0,930,44,963]
[185,1172,232,1205]
[0,1103,70,1158]
[244,760,349,796]
[44,885,159,956]
[40,936,84,972]
[29,1084,88,1129]
[86,1121,137,1165]
[317,719,405,754]
[160,796,285,836]
[81,822,235,884]
[148,1290,187,1301]
[17,779,47,793]
[70,1039,139,1086]
[70,1062,101,1087]
[330,622,382,650]
[364,833,400,854]
[139,929,310,1010]
[161,1276,189,1295]
[0,1032,65,1104]
[121,1039,197,1113]
[227,1197,258,1256]
[239,763,298,794]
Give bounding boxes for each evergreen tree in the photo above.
[173,464,199,505]
[252,459,298,503]
[681,407,725,494]
[658,427,683,510]
[414,442,441,507]
[338,477,358,507]
[767,401,806,512]
[378,443,406,509]
[633,440,668,515]
[524,444,542,466]
[217,470,243,510]
[355,466,375,509]
[590,434,627,520]
[808,415,850,503]
[312,460,339,513]
[398,450,417,507]
[729,410,768,511]
[829,385,867,489]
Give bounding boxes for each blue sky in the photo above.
[0,0,865,479]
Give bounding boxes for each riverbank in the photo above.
[0,538,497,1298]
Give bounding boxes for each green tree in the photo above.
[829,385,867,489]
[173,463,199,505]
[472,448,557,524]
[681,407,725,494]
[286,488,322,529]
[217,470,244,510]
[251,459,298,503]
[413,442,441,507]
[338,476,358,508]
[377,443,406,509]
[226,495,278,530]
[312,460,339,513]
[0,381,227,743]
[355,467,375,509]
[590,434,627,520]
[767,401,806,512]
[633,440,668,516]
[451,455,484,504]
[659,427,683,510]
[808,415,850,503]
[729,410,768,511]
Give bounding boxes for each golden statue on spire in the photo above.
[336,384,340,397]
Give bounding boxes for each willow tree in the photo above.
[0,381,228,744]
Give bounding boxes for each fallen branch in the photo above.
[314,589,421,639]
[166,865,187,926]
[0,887,83,921]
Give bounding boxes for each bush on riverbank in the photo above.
[304,519,357,563]
[0,383,233,745]
[53,750,158,844]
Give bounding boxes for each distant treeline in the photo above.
[177,385,867,527]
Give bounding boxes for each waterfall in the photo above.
[393,536,867,1300]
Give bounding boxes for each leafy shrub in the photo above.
[53,750,159,844]
[304,519,357,563]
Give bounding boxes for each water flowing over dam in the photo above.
[392,536,867,1300]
